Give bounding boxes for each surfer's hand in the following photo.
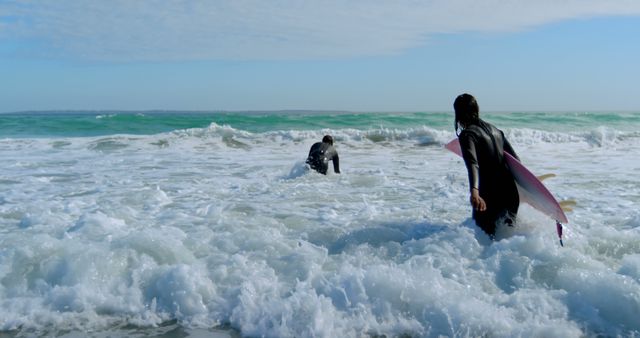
[470,189,486,212]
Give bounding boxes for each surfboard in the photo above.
[445,138,568,243]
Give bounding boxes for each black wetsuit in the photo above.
[306,142,340,175]
[459,119,519,236]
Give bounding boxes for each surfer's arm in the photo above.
[459,133,480,191]
[332,152,340,174]
[306,143,320,165]
[307,144,316,158]
[460,136,486,210]
[470,188,487,211]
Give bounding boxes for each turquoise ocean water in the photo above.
[1,110,640,337]
[3,110,640,137]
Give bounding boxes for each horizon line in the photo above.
[2,109,638,115]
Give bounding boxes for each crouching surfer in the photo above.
[306,135,340,175]
[453,93,520,238]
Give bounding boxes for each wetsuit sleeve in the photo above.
[332,151,340,173]
[459,132,480,191]
[307,143,320,164]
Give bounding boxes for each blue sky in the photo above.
[1,1,639,113]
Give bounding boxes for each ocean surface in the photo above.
[1,111,639,337]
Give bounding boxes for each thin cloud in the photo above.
[1,0,639,62]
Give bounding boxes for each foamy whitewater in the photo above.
[1,111,639,337]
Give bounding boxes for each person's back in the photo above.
[460,119,518,213]
[460,119,516,187]
[306,135,340,175]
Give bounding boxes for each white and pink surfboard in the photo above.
[445,138,568,244]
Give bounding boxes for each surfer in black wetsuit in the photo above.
[306,135,340,175]
[454,93,519,238]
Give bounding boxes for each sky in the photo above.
[1,0,640,113]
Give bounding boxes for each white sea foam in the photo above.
[1,124,639,337]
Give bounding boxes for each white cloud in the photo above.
[1,0,640,61]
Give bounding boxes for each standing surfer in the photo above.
[306,135,340,175]
[453,93,519,238]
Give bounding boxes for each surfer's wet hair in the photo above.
[454,93,480,135]
[322,135,334,145]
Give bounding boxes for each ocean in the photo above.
[1,111,639,337]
